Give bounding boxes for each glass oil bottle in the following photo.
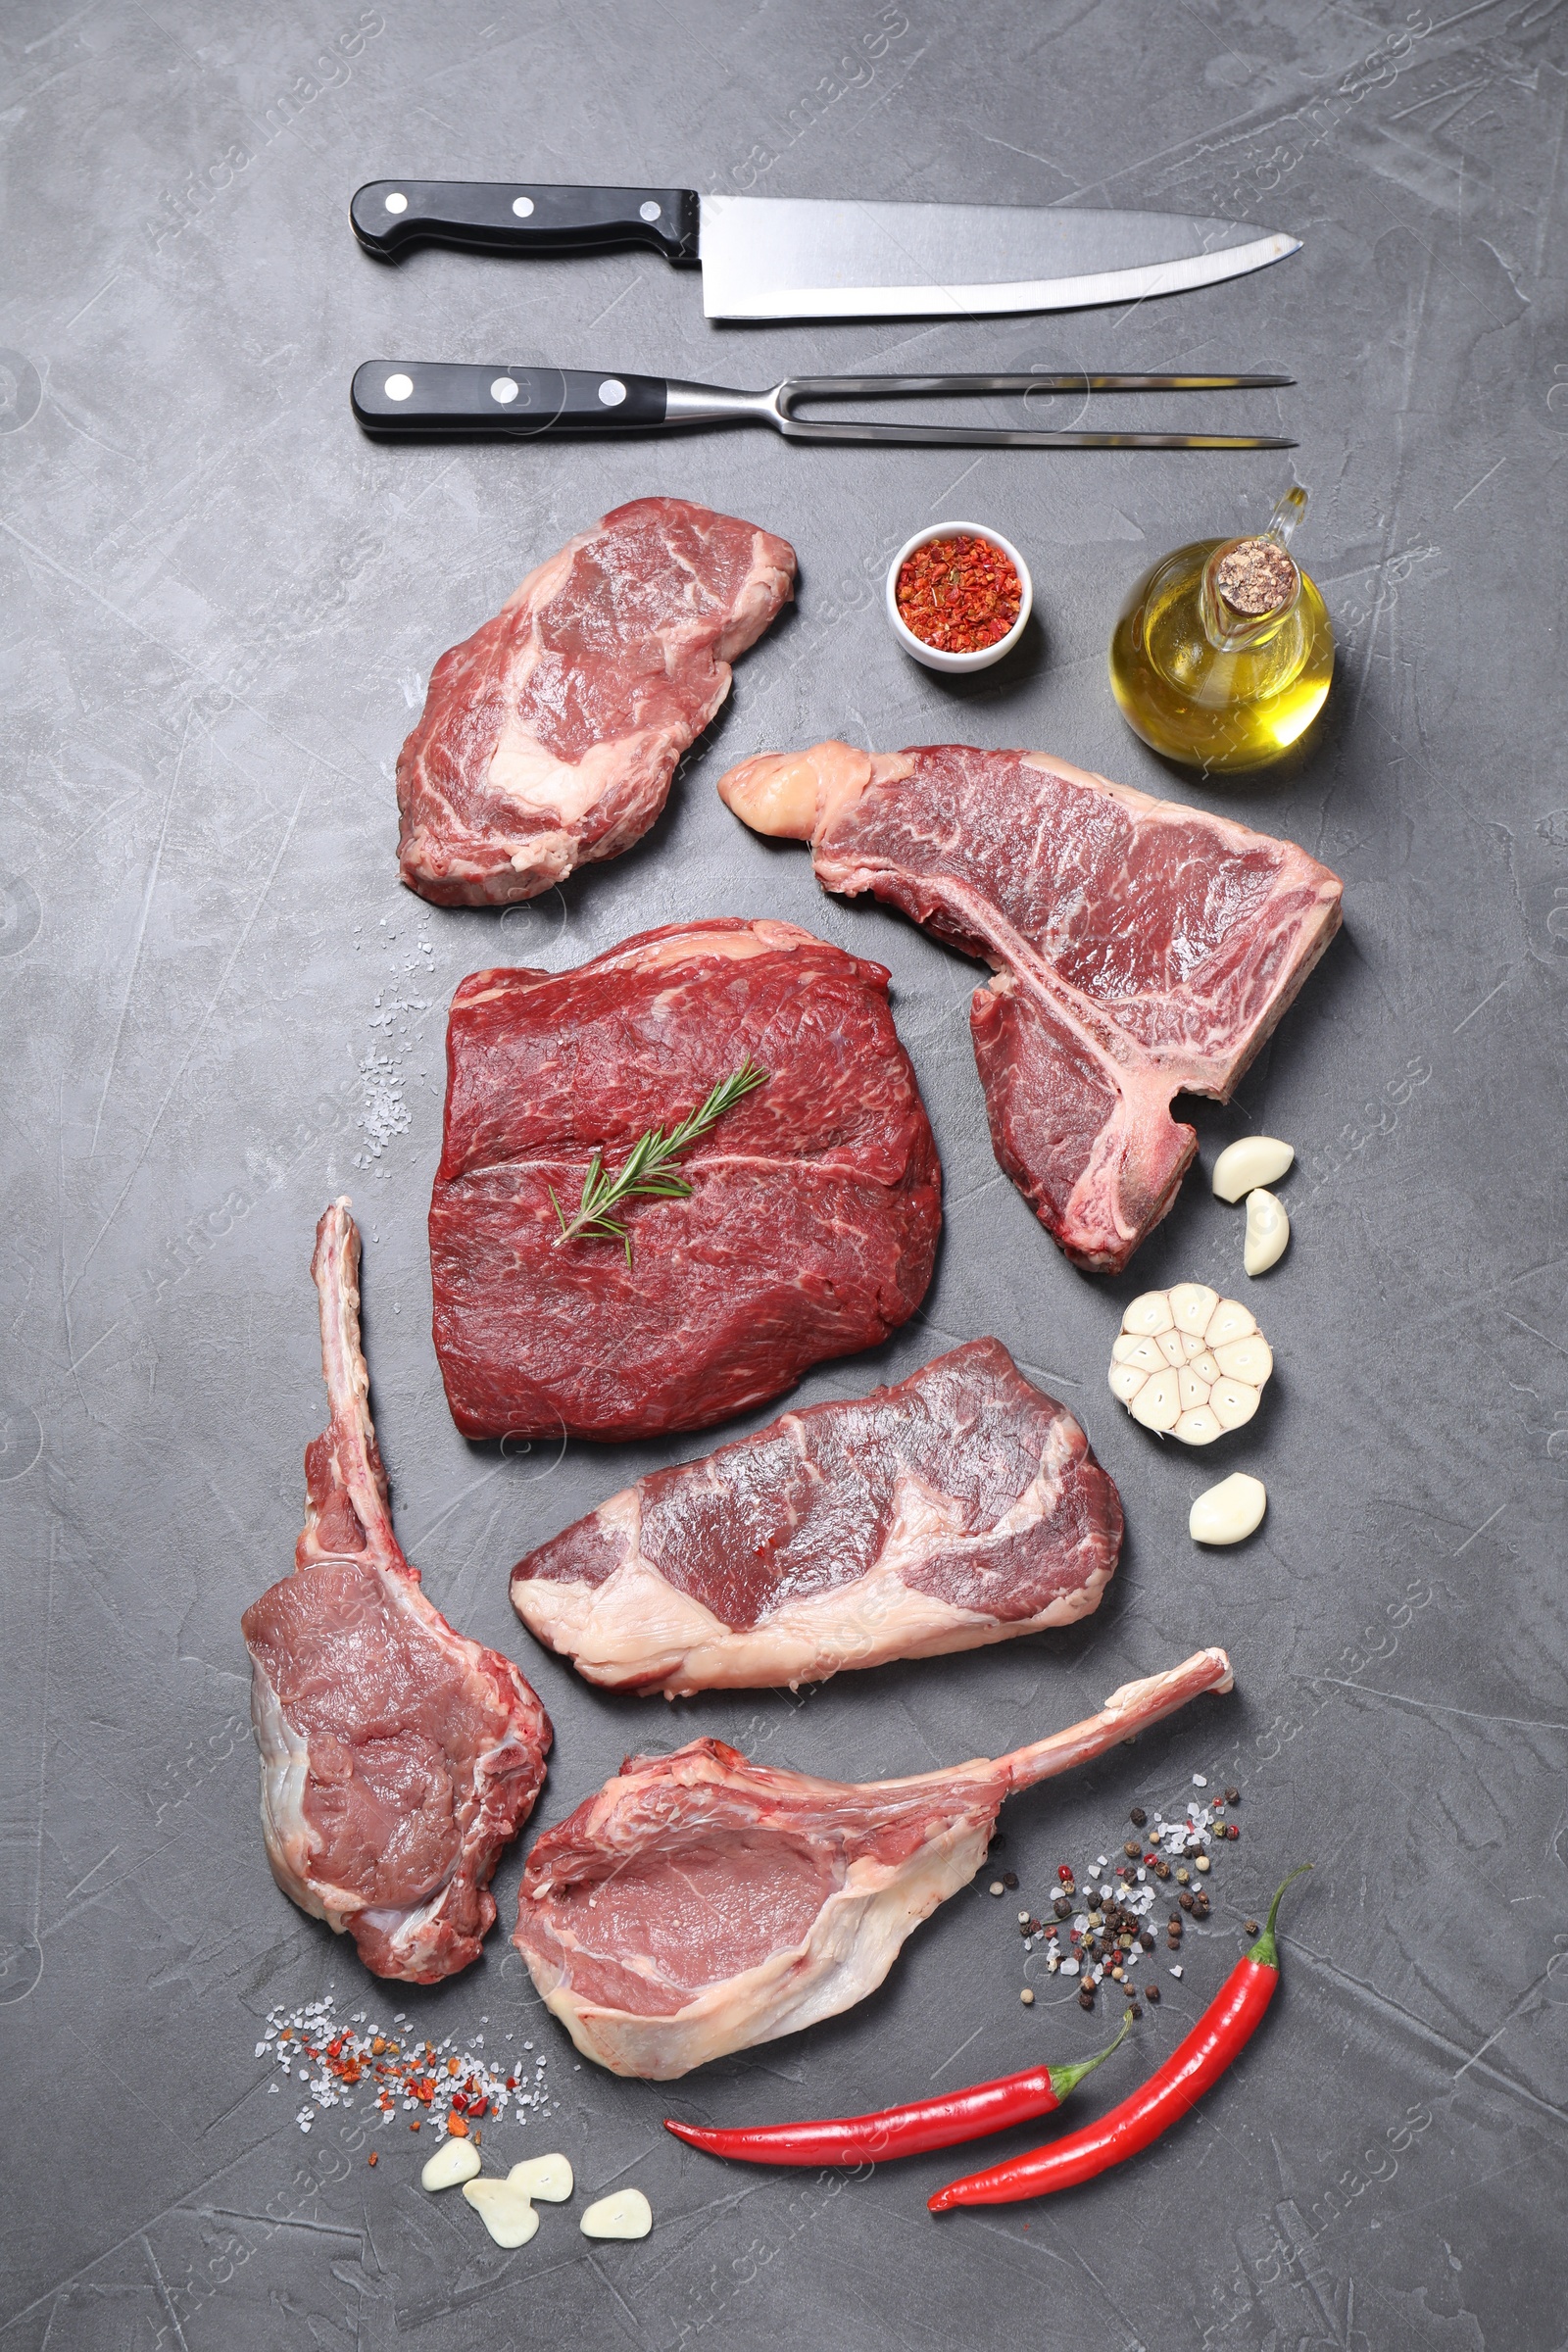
[1107,486,1334,773]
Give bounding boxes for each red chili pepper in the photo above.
[665,2015,1128,2170]
[929,1867,1309,2212]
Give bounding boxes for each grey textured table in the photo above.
[3,4,1565,2346]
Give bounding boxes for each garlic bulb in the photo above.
[1108,1284,1273,1445]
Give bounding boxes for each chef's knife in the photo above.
[349,181,1298,321]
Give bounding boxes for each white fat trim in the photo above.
[250,1659,361,1934]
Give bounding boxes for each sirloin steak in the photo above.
[720,742,1343,1273]
[397,497,795,905]
[242,1201,551,1983]
[514,1647,1233,2079]
[430,919,941,1442]
[511,1339,1122,1695]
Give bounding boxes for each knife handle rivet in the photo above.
[597,378,627,407]
[383,191,408,215]
[639,200,662,222]
[490,377,519,405]
[512,195,535,218]
[383,373,414,402]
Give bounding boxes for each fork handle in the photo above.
[352,362,670,433]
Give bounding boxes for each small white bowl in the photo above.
[885,519,1033,673]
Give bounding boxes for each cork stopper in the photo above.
[1214,538,1298,616]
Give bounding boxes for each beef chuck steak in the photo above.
[429,919,941,1442]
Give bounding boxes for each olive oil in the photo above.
[1108,487,1333,774]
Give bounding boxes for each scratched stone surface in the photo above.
[2,0,1565,2345]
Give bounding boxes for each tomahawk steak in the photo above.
[511,1339,1122,1694]
[430,918,941,1442]
[397,497,796,905]
[242,1201,552,1983]
[719,742,1343,1273]
[514,1646,1232,2078]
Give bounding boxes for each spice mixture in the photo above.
[995,1777,1246,2018]
[257,1990,560,2139]
[895,534,1023,653]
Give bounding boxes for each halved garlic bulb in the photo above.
[1108,1283,1273,1445]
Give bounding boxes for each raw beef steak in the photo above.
[720,742,1343,1272]
[511,1339,1121,1693]
[514,1647,1233,2078]
[242,1201,551,1983]
[430,918,941,1442]
[397,497,796,905]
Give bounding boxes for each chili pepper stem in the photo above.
[1047,2012,1131,2105]
[1250,1864,1313,1971]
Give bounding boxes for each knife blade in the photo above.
[349,181,1299,320]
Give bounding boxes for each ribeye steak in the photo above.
[511,1339,1122,1694]
[397,497,795,905]
[514,1647,1232,2078]
[242,1201,552,1983]
[719,742,1343,1273]
[430,918,941,1443]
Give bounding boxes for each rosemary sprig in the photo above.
[551,1058,769,1265]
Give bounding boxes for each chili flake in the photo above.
[896,534,1022,654]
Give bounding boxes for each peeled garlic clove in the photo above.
[463,2178,539,2248]
[1213,1136,1295,1202]
[1244,1187,1290,1276]
[1168,1282,1220,1334]
[1108,1286,1271,1445]
[422,2137,482,2191]
[581,2188,652,2241]
[1190,1472,1267,1544]
[1129,1366,1181,1430]
[508,2153,573,2204]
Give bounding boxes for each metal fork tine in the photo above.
[775,422,1296,449]
[779,371,1294,398]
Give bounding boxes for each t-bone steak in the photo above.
[241,1201,552,1983]
[719,742,1343,1273]
[514,1647,1233,2078]
[397,497,796,905]
[429,918,941,1443]
[511,1339,1122,1694]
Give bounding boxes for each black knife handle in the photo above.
[352,363,670,435]
[350,179,700,264]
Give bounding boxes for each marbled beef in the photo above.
[719,742,1343,1274]
[397,497,795,905]
[511,1339,1122,1694]
[514,1648,1233,2079]
[429,919,941,1442]
[242,1202,551,1983]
